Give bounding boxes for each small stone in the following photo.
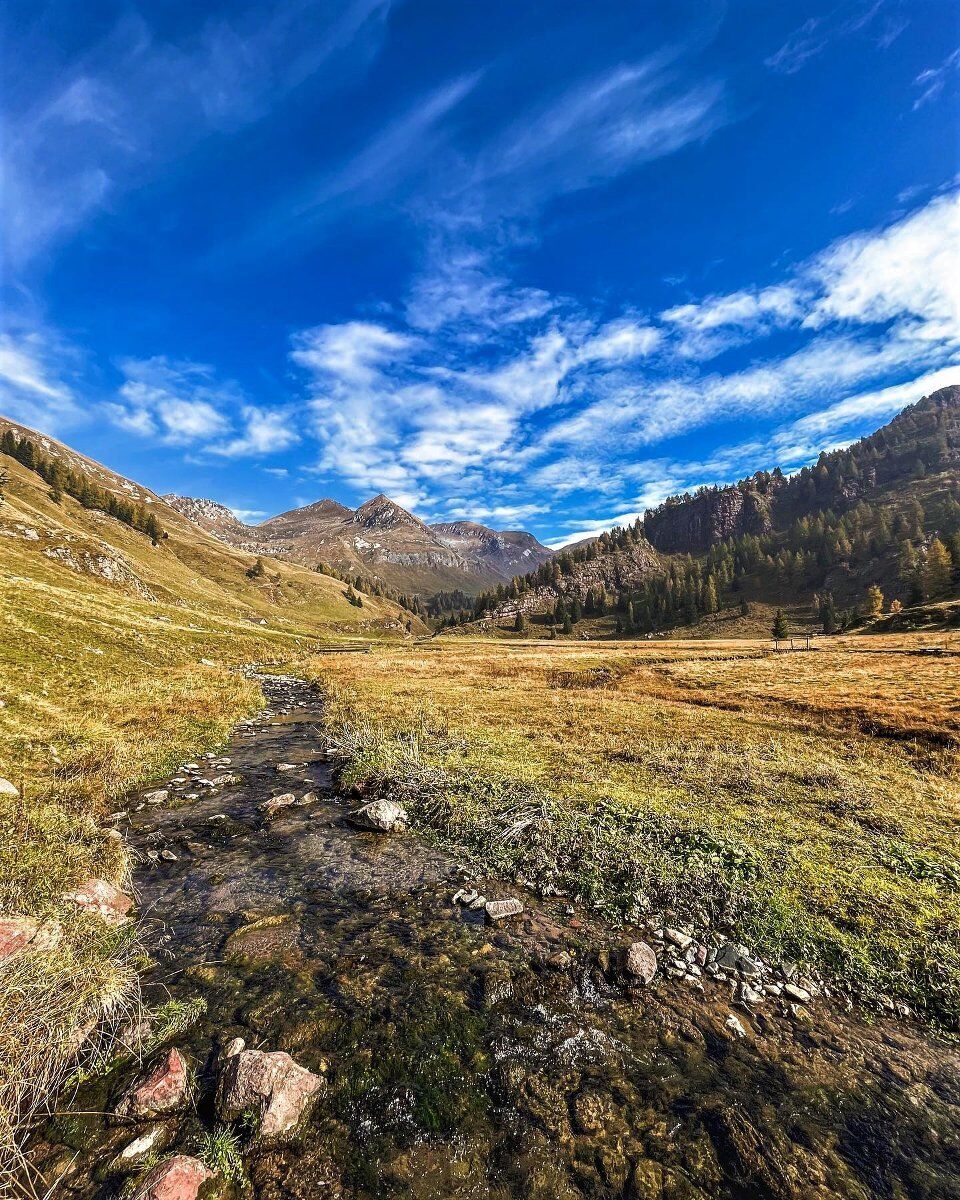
[143,789,169,804]
[0,916,60,960]
[116,1048,190,1118]
[738,983,764,1006]
[664,928,692,951]
[62,878,132,925]
[346,798,409,833]
[160,849,179,862]
[784,983,811,1003]
[300,791,319,804]
[468,894,487,910]
[128,1155,212,1200]
[261,792,297,815]
[725,1013,748,1038]
[116,1125,167,1166]
[484,898,524,923]
[0,777,19,798]
[623,941,658,985]
[276,763,297,772]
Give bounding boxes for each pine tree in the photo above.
[819,592,838,634]
[772,609,789,639]
[866,584,884,619]
[562,613,573,635]
[514,610,527,633]
[923,538,953,599]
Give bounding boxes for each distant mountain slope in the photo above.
[0,415,416,638]
[164,491,554,596]
[644,384,960,554]
[464,384,960,633]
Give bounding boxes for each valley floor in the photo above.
[3,624,960,1196]
[313,633,960,1027]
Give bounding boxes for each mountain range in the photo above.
[162,492,553,596]
[2,383,958,640]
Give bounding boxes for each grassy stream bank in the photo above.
[310,638,960,1029]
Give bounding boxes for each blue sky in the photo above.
[1,0,958,546]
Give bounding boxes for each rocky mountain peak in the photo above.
[355,494,427,532]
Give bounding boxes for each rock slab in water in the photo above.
[261,792,297,814]
[128,1155,212,1200]
[346,798,409,833]
[484,898,524,923]
[217,1048,323,1141]
[117,1048,190,1118]
[624,941,658,984]
[62,877,133,925]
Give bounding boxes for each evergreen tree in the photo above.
[866,584,884,619]
[819,592,838,634]
[514,610,527,633]
[772,609,789,639]
[924,537,953,599]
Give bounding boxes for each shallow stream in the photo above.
[32,674,960,1198]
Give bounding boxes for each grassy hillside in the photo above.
[312,636,960,1030]
[0,431,418,1182]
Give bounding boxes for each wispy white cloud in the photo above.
[0,329,83,431]
[1,1,395,267]
[913,46,960,109]
[764,3,886,75]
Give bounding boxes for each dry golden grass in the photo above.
[312,635,960,1026]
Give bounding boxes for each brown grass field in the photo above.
[312,633,960,1027]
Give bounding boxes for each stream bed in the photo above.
[31,674,960,1198]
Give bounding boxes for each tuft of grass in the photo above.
[0,920,143,1197]
[194,1124,246,1184]
[312,637,960,1027]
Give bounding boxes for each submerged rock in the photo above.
[261,792,297,814]
[485,898,524,923]
[128,1155,212,1200]
[346,798,409,833]
[216,1047,323,1141]
[116,1048,190,1118]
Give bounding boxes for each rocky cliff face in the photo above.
[162,495,249,543]
[643,484,777,555]
[484,537,663,623]
[431,521,552,578]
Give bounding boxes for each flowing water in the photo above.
[32,675,960,1198]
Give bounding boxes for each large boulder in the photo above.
[62,877,133,925]
[346,798,409,833]
[216,1046,323,1141]
[116,1048,190,1118]
[624,941,658,985]
[128,1155,212,1200]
